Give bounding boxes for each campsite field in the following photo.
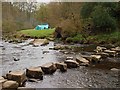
[19,28,55,38]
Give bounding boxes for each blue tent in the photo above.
[35,23,49,30]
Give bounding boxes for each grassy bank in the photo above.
[19,28,55,38]
[65,31,120,45]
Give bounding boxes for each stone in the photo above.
[41,39,49,46]
[55,62,67,72]
[6,71,27,87]
[2,80,19,89]
[0,76,6,83]
[76,56,89,64]
[90,55,102,63]
[96,46,107,52]
[81,55,92,61]
[110,68,120,71]
[26,67,43,80]
[111,47,120,55]
[41,63,57,74]
[66,57,74,60]
[64,60,79,68]
[104,50,116,57]
[96,52,109,59]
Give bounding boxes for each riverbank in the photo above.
[65,31,120,46]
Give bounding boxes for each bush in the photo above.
[91,5,117,33]
[60,19,77,38]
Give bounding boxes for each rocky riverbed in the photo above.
[0,39,120,89]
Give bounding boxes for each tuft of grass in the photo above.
[19,28,55,38]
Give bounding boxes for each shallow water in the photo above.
[1,40,120,88]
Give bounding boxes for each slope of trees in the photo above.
[2,2,38,35]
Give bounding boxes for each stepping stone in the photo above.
[41,63,57,74]
[64,60,79,68]
[2,80,19,89]
[55,62,67,72]
[26,67,43,80]
[76,56,89,66]
[90,55,102,63]
[104,50,116,57]
[6,70,27,87]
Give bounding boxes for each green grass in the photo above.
[19,28,55,38]
[66,31,120,45]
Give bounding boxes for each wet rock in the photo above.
[111,47,120,55]
[76,56,89,64]
[0,76,6,83]
[110,68,120,71]
[41,63,57,74]
[41,40,49,46]
[13,57,20,61]
[6,70,27,86]
[64,60,79,68]
[26,67,43,80]
[55,62,67,72]
[81,55,92,61]
[66,57,74,60]
[2,80,19,89]
[29,39,49,46]
[96,52,109,59]
[104,50,117,57]
[90,55,102,63]
[95,46,107,52]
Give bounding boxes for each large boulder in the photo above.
[76,56,89,66]
[26,67,43,80]
[55,62,67,72]
[2,80,19,89]
[29,39,49,46]
[6,71,27,87]
[64,60,79,68]
[41,63,57,74]
[104,50,117,57]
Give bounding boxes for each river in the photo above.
[0,39,120,88]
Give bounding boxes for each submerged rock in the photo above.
[6,70,27,87]
[64,60,79,68]
[2,80,19,89]
[26,67,43,80]
[41,63,57,74]
[55,62,67,72]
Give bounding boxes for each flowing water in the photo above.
[0,40,120,88]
